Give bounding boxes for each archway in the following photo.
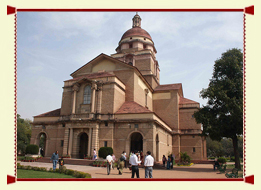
[79,133,88,159]
[38,133,47,157]
[130,132,143,152]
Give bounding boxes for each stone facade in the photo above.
[31,13,207,162]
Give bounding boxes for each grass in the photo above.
[17,169,76,178]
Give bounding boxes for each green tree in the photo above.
[17,114,32,154]
[194,48,243,169]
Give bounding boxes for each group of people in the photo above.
[106,150,154,178]
[162,154,175,169]
[50,151,64,170]
[50,149,155,178]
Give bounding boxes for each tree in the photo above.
[17,114,32,154]
[194,48,243,169]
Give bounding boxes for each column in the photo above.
[88,128,92,156]
[68,128,74,156]
[91,125,99,152]
[72,84,79,114]
[91,83,97,113]
[62,128,70,155]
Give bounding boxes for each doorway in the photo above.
[130,132,143,152]
[79,133,88,159]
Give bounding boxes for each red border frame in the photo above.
[7,5,254,185]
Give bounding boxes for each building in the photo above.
[30,13,207,161]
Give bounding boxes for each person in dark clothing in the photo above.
[170,155,174,169]
[162,155,167,167]
[213,159,220,170]
[58,157,65,170]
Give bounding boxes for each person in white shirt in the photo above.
[106,154,113,175]
[129,150,141,178]
[144,151,154,178]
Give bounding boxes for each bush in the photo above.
[24,166,32,170]
[180,152,191,164]
[49,168,53,172]
[25,144,39,154]
[39,167,47,171]
[98,147,113,159]
[209,157,216,160]
[230,156,235,161]
[17,163,21,168]
[217,157,227,164]
[65,169,75,175]
[73,171,91,178]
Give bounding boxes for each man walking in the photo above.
[129,150,141,178]
[50,150,59,170]
[144,151,154,178]
[106,153,113,175]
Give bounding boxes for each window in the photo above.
[143,44,146,49]
[61,140,64,147]
[105,121,108,127]
[129,43,133,48]
[193,147,196,152]
[104,141,107,147]
[62,123,65,127]
[192,136,195,138]
[192,114,194,118]
[42,125,46,129]
[83,85,91,104]
[134,124,138,128]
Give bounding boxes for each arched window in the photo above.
[83,85,91,104]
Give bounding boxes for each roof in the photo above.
[65,72,115,82]
[115,101,152,114]
[121,27,152,41]
[34,108,61,117]
[179,97,199,105]
[154,83,182,91]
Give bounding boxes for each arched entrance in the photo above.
[130,132,143,152]
[37,133,46,157]
[79,133,88,159]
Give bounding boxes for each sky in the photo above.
[17,12,243,121]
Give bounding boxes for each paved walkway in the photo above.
[17,161,227,178]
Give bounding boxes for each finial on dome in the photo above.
[132,13,141,28]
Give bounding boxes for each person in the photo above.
[123,151,127,168]
[166,156,170,170]
[50,151,59,170]
[129,150,141,178]
[118,154,125,175]
[40,148,44,157]
[93,149,97,160]
[140,151,144,164]
[106,154,113,175]
[112,153,116,169]
[213,159,220,170]
[58,157,65,170]
[170,155,174,169]
[144,151,154,178]
[162,155,167,167]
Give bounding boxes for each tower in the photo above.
[111,13,160,89]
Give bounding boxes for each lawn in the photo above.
[17,169,76,178]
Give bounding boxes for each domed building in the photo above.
[30,13,207,162]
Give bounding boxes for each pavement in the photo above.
[17,161,228,178]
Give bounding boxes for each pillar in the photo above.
[88,128,92,156]
[91,83,97,113]
[72,84,79,114]
[62,128,70,155]
[68,128,74,156]
[91,124,99,153]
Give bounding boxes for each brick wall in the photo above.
[179,108,201,130]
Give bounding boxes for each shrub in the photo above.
[24,166,32,170]
[17,163,21,168]
[209,157,216,160]
[217,157,227,164]
[230,156,235,161]
[39,167,47,171]
[49,168,53,172]
[73,171,91,178]
[25,144,39,154]
[98,147,113,159]
[65,169,75,175]
[180,152,191,164]
[59,166,67,174]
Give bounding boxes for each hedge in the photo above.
[25,144,39,154]
[98,147,113,159]
[217,157,227,164]
[17,163,91,178]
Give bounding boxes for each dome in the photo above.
[120,27,152,41]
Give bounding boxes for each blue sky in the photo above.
[17,12,243,120]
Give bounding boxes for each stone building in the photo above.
[31,13,207,162]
